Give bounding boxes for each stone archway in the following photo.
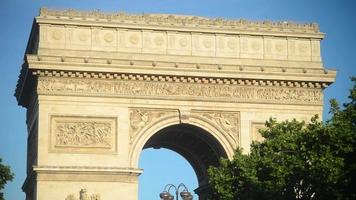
[142,123,228,199]
[129,109,236,170]
[128,108,236,199]
[15,8,336,200]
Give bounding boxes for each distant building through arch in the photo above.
[15,8,335,200]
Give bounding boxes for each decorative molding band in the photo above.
[50,116,117,154]
[38,8,320,35]
[33,165,143,174]
[27,54,334,80]
[27,166,142,184]
[37,76,323,105]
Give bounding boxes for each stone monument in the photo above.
[15,8,336,200]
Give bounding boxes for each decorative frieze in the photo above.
[129,108,178,142]
[38,77,323,105]
[50,116,117,153]
[65,189,100,200]
[192,110,240,144]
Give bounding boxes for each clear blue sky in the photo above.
[0,0,355,199]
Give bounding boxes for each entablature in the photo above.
[15,8,337,108]
[25,54,336,83]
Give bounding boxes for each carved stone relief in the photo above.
[264,37,287,59]
[65,189,100,200]
[191,34,215,56]
[38,77,323,105]
[48,26,65,42]
[72,28,91,45]
[216,35,239,57]
[129,108,177,143]
[167,32,191,55]
[240,36,264,58]
[192,110,239,144]
[93,29,116,47]
[143,31,166,51]
[50,116,117,153]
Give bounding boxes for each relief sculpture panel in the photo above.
[129,108,178,143]
[65,189,100,200]
[192,110,240,145]
[50,116,117,153]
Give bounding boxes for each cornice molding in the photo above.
[15,53,336,108]
[33,69,330,89]
[22,166,142,190]
[26,54,336,84]
[33,165,143,174]
[38,8,322,38]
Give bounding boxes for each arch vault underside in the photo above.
[15,8,335,200]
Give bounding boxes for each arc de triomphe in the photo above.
[15,8,335,200]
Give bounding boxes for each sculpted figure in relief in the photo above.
[55,119,112,148]
[129,109,177,142]
[37,77,323,104]
[194,111,239,144]
[65,189,101,200]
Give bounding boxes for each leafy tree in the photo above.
[0,158,13,200]
[208,77,356,200]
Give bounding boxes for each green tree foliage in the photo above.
[208,77,356,200]
[0,158,13,200]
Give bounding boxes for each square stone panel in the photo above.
[167,32,192,55]
[40,25,66,49]
[142,31,167,53]
[192,34,215,57]
[216,35,240,58]
[264,37,288,60]
[68,27,92,50]
[91,28,117,51]
[240,36,264,59]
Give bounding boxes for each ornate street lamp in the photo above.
[159,183,193,200]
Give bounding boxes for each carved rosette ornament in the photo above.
[192,110,240,144]
[65,189,100,200]
[129,108,177,143]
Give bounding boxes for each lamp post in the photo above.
[159,183,193,200]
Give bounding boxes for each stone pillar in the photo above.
[19,89,143,200]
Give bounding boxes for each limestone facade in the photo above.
[15,8,336,200]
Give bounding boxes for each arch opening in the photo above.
[139,148,199,200]
[139,124,228,199]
